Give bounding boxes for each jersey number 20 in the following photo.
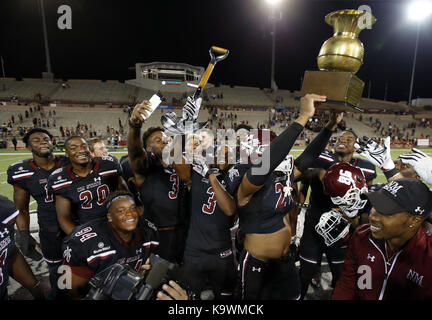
[79,184,110,209]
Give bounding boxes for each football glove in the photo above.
[354,136,395,171]
[16,230,43,261]
[182,97,202,122]
[398,148,432,185]
[192,156,220,178]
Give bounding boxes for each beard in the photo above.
[34,149,53,158]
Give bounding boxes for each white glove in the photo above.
[354,136,395,171]
[398,148,432,185]
[182,97,202,121]
[192,156,219,178]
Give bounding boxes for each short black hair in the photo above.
[22,128,53,147]
[340,129,358,139]
[142,127,164,150]
[65,135,86,149]
[104,190,135,212]
[235,124,253,132]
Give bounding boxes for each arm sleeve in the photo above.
[294,127,333,173]
[246,122,304,186]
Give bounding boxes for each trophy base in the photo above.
[299,70,365,113]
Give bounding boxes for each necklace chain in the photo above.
[384,242,397,266]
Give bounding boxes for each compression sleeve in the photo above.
[294,127,333,173]
[246,122,304,186]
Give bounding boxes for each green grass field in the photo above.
[0,147,431,210]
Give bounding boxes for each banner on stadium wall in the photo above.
[417,139,430,146]
[50,103,57,107]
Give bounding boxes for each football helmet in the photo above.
[315,209,350,246]
[323,162,368,218]
[240,129,276,156]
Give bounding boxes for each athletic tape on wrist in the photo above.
[384,167,399,180]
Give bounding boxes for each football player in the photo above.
[178,139,238,300]
[7,128,69,298]
[127,99,191,264]
[61,190,158,299]
[224,94,341,300]
[0,195,44,300]
[47,136,124,235]
[298,129,377,299]
[314,137,410,250]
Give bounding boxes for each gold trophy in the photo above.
[300,9,376,112]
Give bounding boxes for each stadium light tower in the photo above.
[407,1,432,107]
[266,0,283,92]
[38,0,54,79]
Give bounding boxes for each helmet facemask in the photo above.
[315,210,350,246]
[331,186,368,218]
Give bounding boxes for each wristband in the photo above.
[129,119,142,130]
[383,167,399,180]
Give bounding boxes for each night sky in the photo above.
[1,0,431,102]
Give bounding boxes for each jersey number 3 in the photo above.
[202,187,217,214]
[168,174,179,200]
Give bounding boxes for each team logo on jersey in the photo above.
[228,168,239,182]
[0,236,11,251]
[252,267,261,272]
[63,246,72,263]
[0,228,9,238]
[18,167,23,171]
[57,176,62,180]
[367,254,375,262]
[94,177,101,182]
[98,242,104,248]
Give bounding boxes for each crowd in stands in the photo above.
[357,113,432,147]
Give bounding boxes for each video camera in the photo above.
[85,254,179,300]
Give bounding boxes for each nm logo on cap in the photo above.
[383,181,404,197]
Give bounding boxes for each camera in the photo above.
[85,254,180,300]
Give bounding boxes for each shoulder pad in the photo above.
[0,195,19,225]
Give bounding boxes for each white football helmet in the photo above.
[315,209,350,246]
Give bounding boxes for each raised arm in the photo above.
[236,94,325,207]
[293,111,343,181]
[127,100,155,184]
[355,136,403,181]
